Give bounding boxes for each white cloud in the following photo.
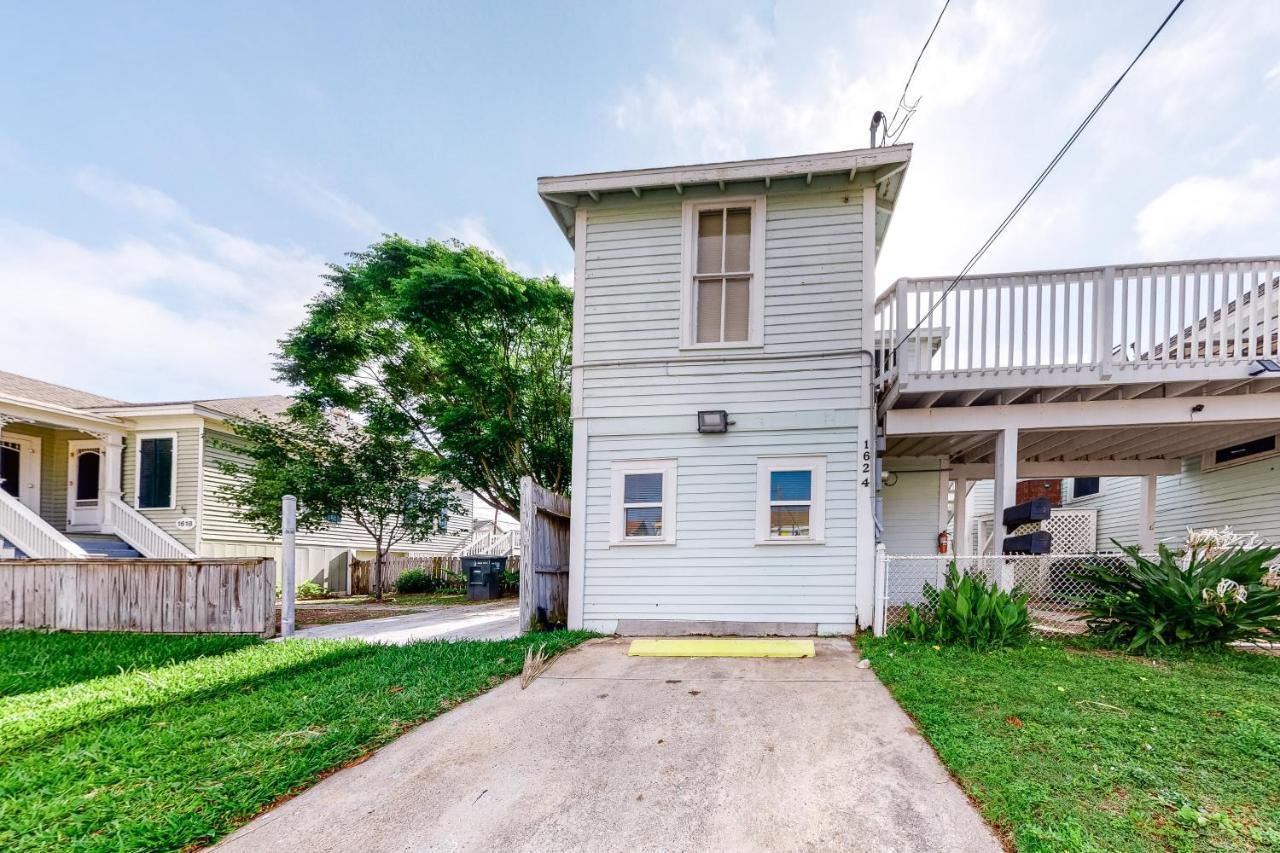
[1135,159,1280,257]
[1267,61,1280,88]
[273,173,387,237]
[0,172,326,401]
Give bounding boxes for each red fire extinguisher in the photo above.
[937,530,950,554]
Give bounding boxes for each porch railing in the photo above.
[104,497,197,559]
[875,256,1280,394]
[0,489,89,559]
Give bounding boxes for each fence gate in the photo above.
[518,476,570,632]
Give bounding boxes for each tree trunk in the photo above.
[373,536,386,601]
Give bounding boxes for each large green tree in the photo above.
[277,237,572,517]
[217,408,459,599]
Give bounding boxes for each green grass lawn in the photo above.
[0,629,593,852]
[860,635,1280,852]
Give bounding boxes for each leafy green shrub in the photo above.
[499,569,519,596]
[1072,531,1280,652]
[895,563,1031,649]
[296,581,328,600]
[394,569,438,595]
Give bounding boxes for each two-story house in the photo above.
[539,145,913,635]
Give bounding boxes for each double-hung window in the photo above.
[681,198,765,348]
[756,456,826,544]
[610,459,677,545]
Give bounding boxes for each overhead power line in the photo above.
[891,0,1187,355]
[882,0,951,145]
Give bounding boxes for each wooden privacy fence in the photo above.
[519,477,570,632]
[351,554,521,595]
[0,559,276,636]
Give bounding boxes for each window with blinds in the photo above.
[682,198,763,348]
[610,459,677,545]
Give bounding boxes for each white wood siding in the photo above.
[582,424,860,630]
[198,429,474,554]
[575,181,873,632]
[881,471,944,555]
[959,455,1280,550]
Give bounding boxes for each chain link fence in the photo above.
[876,552,1145,635]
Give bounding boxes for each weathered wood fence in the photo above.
[351,554,521,596]
[519,477,570,632]
[0,559,276,636]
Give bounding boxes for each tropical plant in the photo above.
[295,580,328,600]
[1072,529,1280,652]
[895,563,1031,649]
[277,237,572,517]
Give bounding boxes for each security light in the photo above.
[1248,359,1280,377]
[697,410,731,433]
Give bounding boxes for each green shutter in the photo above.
[138,438,173,508]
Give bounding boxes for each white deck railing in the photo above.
[452,527,516,557]
[875,256,1280,394]
[0,489,89,559]
[103,497,196,559]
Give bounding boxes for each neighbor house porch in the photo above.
[0,397,194,559]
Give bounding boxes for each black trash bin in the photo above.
[462,555,507,601]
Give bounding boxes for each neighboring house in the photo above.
[0,371,475,588]
[539,142,1278,634]
[539,145,912,634]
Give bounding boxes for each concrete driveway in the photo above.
[215,638,1000,852]
[289,601,519,643]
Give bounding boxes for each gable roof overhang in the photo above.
[537,144,911,251]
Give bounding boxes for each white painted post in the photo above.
[281,495,296,638]
[873,543,887,637]
[952,477,969,560]
[991,427,1018,591]
[1097,266,1116,379]
[1138,475,1157,552]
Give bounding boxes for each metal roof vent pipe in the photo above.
[869,111,886,148]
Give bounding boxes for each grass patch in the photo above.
[0,631,259,697]
[0,629,593,851]
[860,635,1280,851]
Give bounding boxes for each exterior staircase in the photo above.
[1,536,24,559]
[64,534,143,559]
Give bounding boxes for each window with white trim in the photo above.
[681,198,765,348]
[756,456,826,544]
[135,433,176,510]
[609,459,677,545]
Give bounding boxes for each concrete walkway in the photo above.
[290,601,519,643]
[216,638,1001,852]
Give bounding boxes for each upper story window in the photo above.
[681,198,765,349]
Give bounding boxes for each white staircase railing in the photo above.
[0,489,88,559]
[452,528,516,557]
[104,497,196,559]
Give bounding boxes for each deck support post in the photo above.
[952,477,969,560]
[1139,474,1157,552]
[991,427,1018,590]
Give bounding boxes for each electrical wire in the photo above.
[882,0,951,144]
[891,0,1187,355]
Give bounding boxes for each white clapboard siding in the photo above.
[121,427,202,550]
[881,471,945,556]
[199,429,474,554]
[959,454,1280,552]
[581,428,859,627]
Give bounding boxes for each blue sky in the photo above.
[2,1,1277,401]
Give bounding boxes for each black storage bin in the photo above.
[462,555,507,600]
